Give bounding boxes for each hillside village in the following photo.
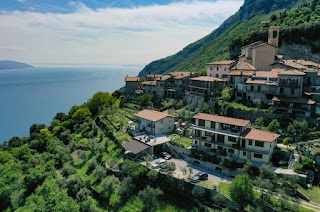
[126,26,320,119]
[122,26,320,206]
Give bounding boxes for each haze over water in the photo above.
[0,65,142,143]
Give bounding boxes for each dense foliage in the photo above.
[0,91,197,211]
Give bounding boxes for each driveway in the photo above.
[144,157,232,186]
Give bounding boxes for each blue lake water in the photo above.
[0,65,142,143]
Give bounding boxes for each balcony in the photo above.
[191,125,241,136]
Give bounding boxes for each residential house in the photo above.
[155,75,172,99]
[228,61,257,100]
[185,76,225,105]
[134,109,176,135]
[271,96,316,118]
[192,113,279,164]
[141,81,156,96]
[125,76,140,94]
[207,60,237,79]
[245,70,278,103]
[166,72,199,99]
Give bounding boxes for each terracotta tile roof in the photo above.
[229,70,254,76]
[282,60,308,70]
[125,77,140,82]
[241,41,265,49]
[141,81,156,86]
[190,76,224,82]
[207,60,236,65]
[254,71,279,78]
[278,69,305,76]
[147,74,162,78]
[272,96,316,105]
[169,72,196,79]
[230,62,257,70]
[134,109,176,122]
[241,128,279,143]
[157,75,171,81]
[193,113,250,127]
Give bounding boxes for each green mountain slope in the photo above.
[139,0,320,76]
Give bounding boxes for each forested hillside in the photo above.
[0,92,197,211]
[139,0,320,76]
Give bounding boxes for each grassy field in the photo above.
[170,134,192,148]
[298,185,320,205]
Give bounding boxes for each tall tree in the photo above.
[229,174,255,210]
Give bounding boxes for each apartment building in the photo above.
[192,113,279,164]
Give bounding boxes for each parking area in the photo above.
[144,157,232,186]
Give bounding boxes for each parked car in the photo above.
[162,152,172,160]
[191,172,208,183]
[151,159,167,169]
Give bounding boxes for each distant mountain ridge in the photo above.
[0,61,33,70]
[139,0,319,76]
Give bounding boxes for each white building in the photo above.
[207,60,237,79]
[134,109,176,135]
[192,113,279,164]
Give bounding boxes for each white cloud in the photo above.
[0,0,244,65]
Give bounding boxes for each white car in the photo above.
[162,152,172,160]
[151,159,167,169]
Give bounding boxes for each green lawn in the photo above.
[298,185,320,205]
[170,134,192,148]
[218,182,231,199]
[198,180,216,190]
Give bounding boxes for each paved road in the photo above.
[147,158,232,185]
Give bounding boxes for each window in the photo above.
[224,67,227,71]
[251,85,254,91]
[228,136,237,143]
[280,88,284,94]
[210,74,211,77]
[258,86,261,92]
[243,151,247,156]
[195,129,201,137]
[255,141,264,147]
[205,131,212,137]
[291,89,295,95]
[194,140,198,144]
[217,134,224,143]
[216,67,219,71]
[228,149,235,153]
[273,30,277,38]
[211,121,215,129]
[216,74,219,78]
[198,119,205,127]
[218,146,223,150]
[254,153,263,159]
[204,143,211,148]
[249,140,252,145]
[210,67,212,70]
[244,78,248,83]
[230,77,234,83]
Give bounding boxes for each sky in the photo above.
[0,0,244,65]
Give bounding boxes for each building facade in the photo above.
[207,60,237,79]
[134,109,176,135]
[125,76,140,94]
[192,113,279,164]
